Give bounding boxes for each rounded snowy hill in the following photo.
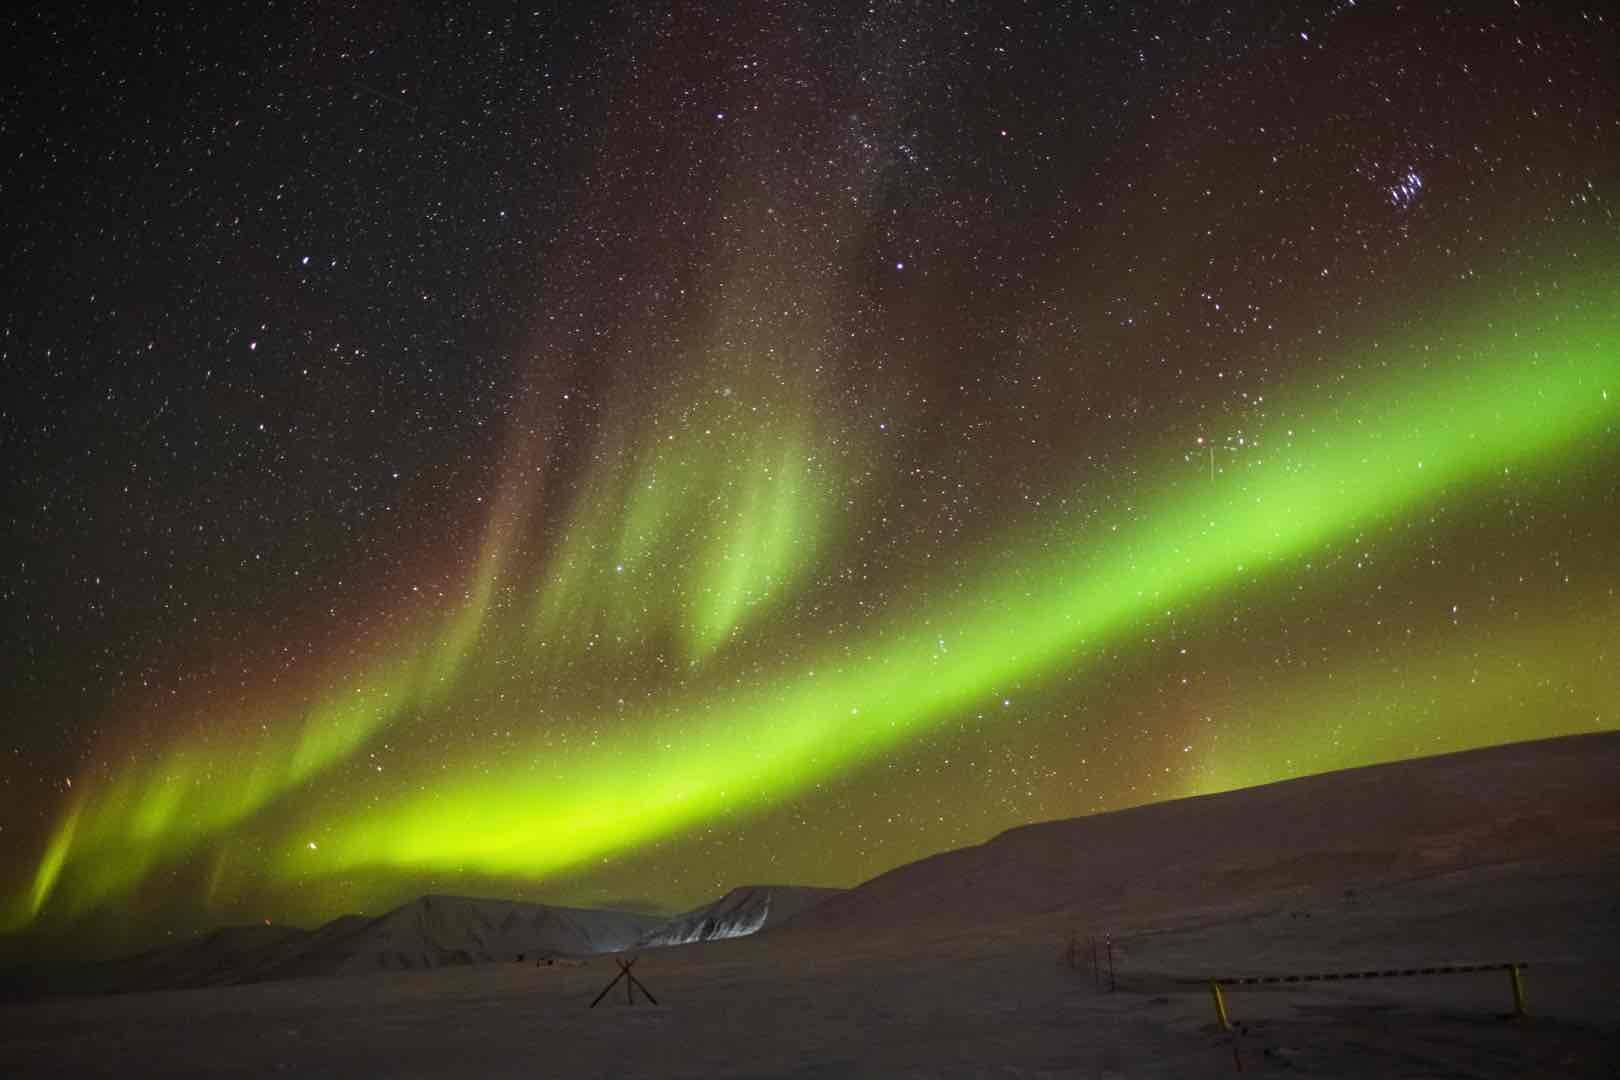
[781,732,1620,943]
[80,896,663,992]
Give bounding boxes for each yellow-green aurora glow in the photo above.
[11,267,1617,934]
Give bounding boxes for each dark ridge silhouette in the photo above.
[781,733,1620,943]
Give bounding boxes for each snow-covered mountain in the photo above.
[80,895,663,993]
[637,885,844,947]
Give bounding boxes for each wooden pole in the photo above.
[589,968,626,1009]
[588,956,660,1008]
[625,968,660,1006]
[1508,964,1527,1017]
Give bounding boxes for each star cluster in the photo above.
[2,2,1615,956]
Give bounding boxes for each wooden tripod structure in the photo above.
[589,955,659,1008]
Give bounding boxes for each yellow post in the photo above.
[1210,980,1232,1030]
[1508,964,1527,1017]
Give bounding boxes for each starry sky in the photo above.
[2,1,1616,959]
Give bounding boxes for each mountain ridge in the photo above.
[781,732,1620,942]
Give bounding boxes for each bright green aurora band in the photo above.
[11,272,1618,932]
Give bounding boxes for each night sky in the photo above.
[3,2,1616,957]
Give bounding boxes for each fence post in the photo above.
[1507,964,1527,1017]
[1209,980,1231,1030]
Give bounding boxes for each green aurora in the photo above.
[12,265,1616,934]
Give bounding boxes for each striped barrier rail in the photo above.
[1176,962,1529,1029]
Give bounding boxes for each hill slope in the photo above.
[782,733,1620,942]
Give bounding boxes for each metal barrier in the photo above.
[1177,962,1530,1028]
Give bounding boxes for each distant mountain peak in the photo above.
[77,895,665,994]
[637,884,845,948]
